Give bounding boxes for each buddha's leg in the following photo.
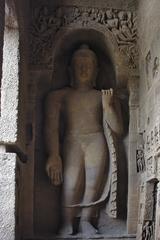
[80,134,108,234]
[60,137,84,235]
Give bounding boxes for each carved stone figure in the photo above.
[142,221,154,240]
[136,149,145,172]
[45,44,123,236]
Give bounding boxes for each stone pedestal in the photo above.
[25,234,136,240]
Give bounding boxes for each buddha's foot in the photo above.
[79,220,98,236]
[59,223,73,236]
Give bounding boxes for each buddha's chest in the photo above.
[63,91,102,116]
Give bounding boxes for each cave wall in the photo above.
[137,0,160,239]
[0,0,143,240]
[25,0,138,238]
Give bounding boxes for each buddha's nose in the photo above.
[80,65,87,73]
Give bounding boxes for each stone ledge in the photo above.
[25,238,136,240]
[24,234,136,240]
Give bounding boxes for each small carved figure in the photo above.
[146,51,151,76]
[142,221,154,240]
[126,11,132,28]
[153,57,159,78]
[106,18,118,30]
[97,10,105,24]
[136,149,145,172]
[154,126,159,144]
[45,45,123,235]
[90,8,98,21]
[105,10,118,30]
[146,157,155,178]
[151,131,154,146]
[73,7,80,21]
[48,8,62,28]
[146,135,150,152]
[81,9,90,26]
[118,11,128,26]
[106,9,113,20]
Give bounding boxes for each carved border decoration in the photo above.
[29,5,138,71]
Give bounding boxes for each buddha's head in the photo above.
[70,44,98,88]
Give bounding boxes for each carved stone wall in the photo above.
[0,153,17,240]
[0,1,140,240]
[17,0,139,239]
[0,0,5,89]
[0,1,30,240]
[137,0,160,239]
[29,3,138,74]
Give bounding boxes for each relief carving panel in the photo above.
[29,5,138,70]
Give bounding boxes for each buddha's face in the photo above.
[71,50,98,88]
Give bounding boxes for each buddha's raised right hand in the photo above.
[46,155,63,186]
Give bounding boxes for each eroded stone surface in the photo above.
[136,0,160,239]
[0,153,17,240]
[0,28,19,143]
[5,0,160,240]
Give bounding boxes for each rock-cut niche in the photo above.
[34,29,128,237]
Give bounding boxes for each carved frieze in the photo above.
[144,183,155,221]
[145,51,160,89]
[29,5,138,70]
[140,182,157,240]
[138,182,157,239]
[138,184,145,224]
[145,125,160,154]
[143,122,160,180]
[146,156,156,180]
